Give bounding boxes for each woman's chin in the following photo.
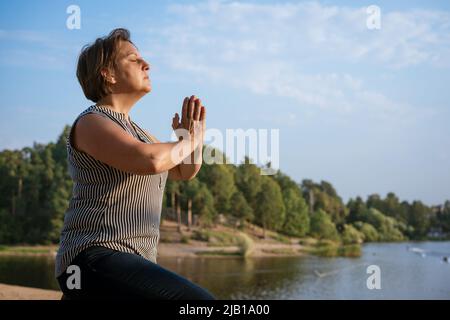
[143,85,152,93]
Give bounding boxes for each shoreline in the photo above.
[0,241,305,300]
[0,221,378,299]
[0,283,62,300]
[0,241,306,258]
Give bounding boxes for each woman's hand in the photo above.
[172,95,206,146]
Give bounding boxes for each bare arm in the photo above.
[145,131,203,180]
[72,113,200,175]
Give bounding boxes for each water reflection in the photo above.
[1,242,449,299]
[0,255,60,290]
[158,256,310,299]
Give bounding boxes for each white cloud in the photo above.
[141,0,450,119]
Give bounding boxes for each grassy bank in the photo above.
[0,221,363,258]
[0,245,58,255]
[301,239,362,258]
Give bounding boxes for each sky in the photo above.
[0,0,449,206]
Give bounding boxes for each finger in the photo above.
[199,105,206,121]
[201,106,206,132]
[172,116,178,129]
[172,119,177,130]
[188,95,195,120]
[194,98,201,120]
[182,97,189,127]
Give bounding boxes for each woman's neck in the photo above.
[96,93,139,117]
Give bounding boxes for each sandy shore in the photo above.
[0,283,62,300]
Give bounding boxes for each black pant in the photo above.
[57,245,216,300]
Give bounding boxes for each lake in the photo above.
[1,241,449,299]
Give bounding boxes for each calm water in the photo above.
[1,242,449,299]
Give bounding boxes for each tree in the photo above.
[193,182,217,227]
[347,197,368,223]
[180,179,217,228]
[281,188,310,237]
[366,208,405,241]
[406,200,431,239]
[383,192,406,223]
[309,209,339,240]
[301,179,348,227]
[197,163,236,215]
[165,179,182,232]
[254,177,285,238]
[436,201,450,233]
[353,221,379,242]
[46,164,71,243]
[341,224,364,244]
[367,194,383,209]
[230,191,254,226]
[234,157,263,211]
[271,171,309,237]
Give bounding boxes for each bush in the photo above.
[312,240,339,257]
[237,232,254,257]
[305,240,361,258]
[341,224,364,244]
[180,235,190,244]
[191,229,210,242]
[272,232,291,244]
[309,209,339,241]
[191,229,239,246]
[366,209,405,241]
[337,244,361,257]
[354,221,379,242]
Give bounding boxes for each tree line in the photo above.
[0,126,449,245]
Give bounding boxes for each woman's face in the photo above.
[110,40,151,97]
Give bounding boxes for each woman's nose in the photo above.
[143,60,150,71]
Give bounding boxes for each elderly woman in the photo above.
[55,28,214,300]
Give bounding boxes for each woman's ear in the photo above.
[101,67,116,85]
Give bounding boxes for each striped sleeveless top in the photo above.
[55,104,168,278]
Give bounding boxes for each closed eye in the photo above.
[130,57,144,64]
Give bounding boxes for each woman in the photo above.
[55,28,215,300]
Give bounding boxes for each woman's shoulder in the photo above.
[71,105,105,123]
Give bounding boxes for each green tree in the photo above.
[271,171,309,237]
[230,191,254,226]
[341,224,364,244]
[406,200,431,239]
[197,163,236,215]
[309,209,339,240]
[353,221,379,242]
[383,192,407,223]
[180,179,217,227]
[347,196,368,223]
[254,177,285,238]
[281,188,310,237]
[436,201,450,233]
[234,157,263,211]
[366,208,405,241]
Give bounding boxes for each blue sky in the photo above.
[1,0,449,206]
